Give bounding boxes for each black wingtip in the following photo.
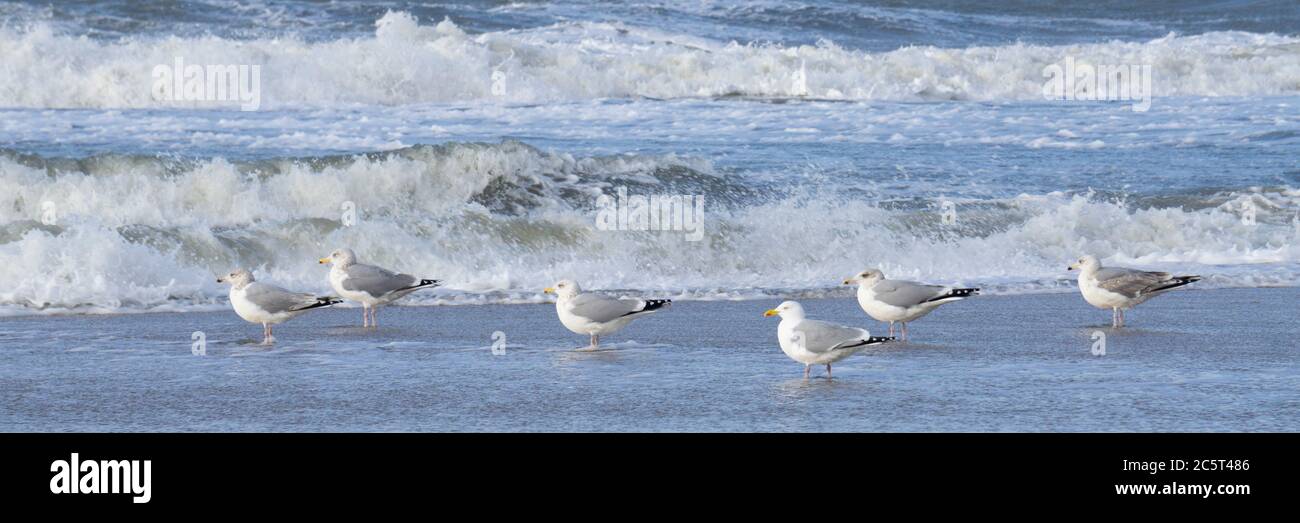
[639,299,671,312]
[839,335,895,349]
[397,279,442,292]
[925,287,980,303]
[1150,276,1200,293]
[293,296,341,311]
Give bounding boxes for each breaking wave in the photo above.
[1,11,1298,109]
[1,141,1297,314]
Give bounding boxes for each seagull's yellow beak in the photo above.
[842,278,853,285]
[763,309,778,317]
[543,287,555,294]
[318,257,331,264]
[1067,263,1078,271]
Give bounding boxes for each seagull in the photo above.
[216,268,341,345]
[843,269,979,341]
[764,301,892,378]
[1068,255,1200,327]
[318,248,441,327]
[544,279,670,350]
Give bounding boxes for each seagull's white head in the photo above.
[319,248,357,267]
[764,300,805,320]
[843,268,885,286]
[544,279,581,299]
[216,268,255,288]
[1067,255,1101,273]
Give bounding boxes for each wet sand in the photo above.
[0,287,1296,432]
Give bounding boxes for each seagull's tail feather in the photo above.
[1148,275,1200,294]
[291,296,343,312]
[924,287,980,303]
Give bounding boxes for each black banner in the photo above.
[0,433,1291,510]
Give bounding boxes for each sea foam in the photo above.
[1,12,1298,109]
[2,142,1297,314]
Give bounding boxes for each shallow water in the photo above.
[2,288,1294,432]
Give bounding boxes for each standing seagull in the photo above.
[318,248,441,327]
[217,268,341,345]
[764,301,892,379]
[1068,255,1200,328]
[544,279,670,350]
[843,269,978,341]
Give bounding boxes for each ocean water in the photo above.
[1,1,1298,314]
[0,1,1297,431]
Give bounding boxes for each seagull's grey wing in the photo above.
[1095,267,1170,298]
[792,320,871,353]
[343,263,419,297]
[243,283,322,313]
[872,280,948,307]
[566,293,642,323]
